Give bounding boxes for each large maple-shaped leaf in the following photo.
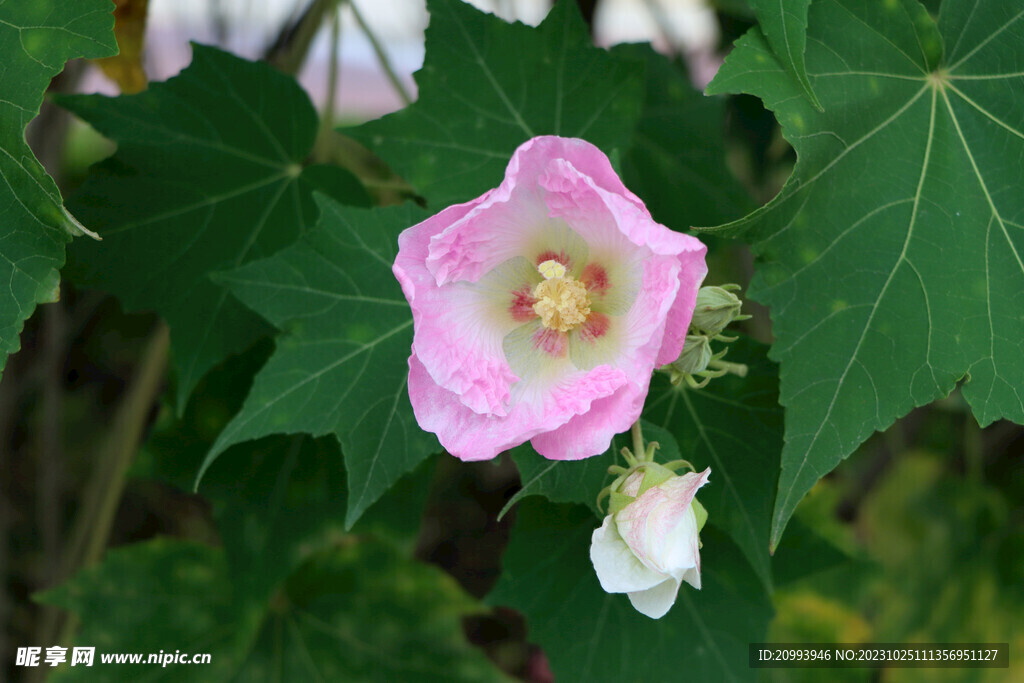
[199,198,435,527]
[0,0,115,376]
[347,0,643,207]
[706,0,1024,549]
[488,501,772,682]
[62,44,369,411]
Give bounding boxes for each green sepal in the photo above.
[636,463,677,497]
[608,490,635,516]
[692,498,708,533]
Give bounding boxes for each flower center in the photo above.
[532,259,591,332]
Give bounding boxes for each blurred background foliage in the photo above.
[770,404,1024,682]
[2,0,1021,681]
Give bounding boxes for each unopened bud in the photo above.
[670,334,712,376]
[662,334,747,389]
[591,467,712,619]
[691,285,745,336]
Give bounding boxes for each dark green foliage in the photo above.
[0,0,116,376]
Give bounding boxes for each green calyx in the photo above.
[596,425,696,515]
[691,284,748,337]
[672,334,713,375]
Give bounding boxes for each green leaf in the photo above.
[748,0,822,110]
[644,338,782,591]
[39,539,506,681]
[488,500,773,682]
[347,0,644,207]
[61,44,370,412]
[0,0,115,376]
[705,0,1024,549]
[199,198,436,528]
[616,44,752,229]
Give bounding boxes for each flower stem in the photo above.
[708,359,748,377]
[631,421,645,462]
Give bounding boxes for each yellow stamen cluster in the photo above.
[532,259,591,332]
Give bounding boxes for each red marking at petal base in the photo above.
[578,312,610,343]
[581,262,609,295]
[532,327,568,357]
[536,250,570,268]
[509,286,537,322]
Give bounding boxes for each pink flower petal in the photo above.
[654,246,708,366]
[530,375,647,461]
[407,351,627,461]
[424,143,592,287]
[396,218,522,416]
[543,272,680,460]
[506,136,649,214]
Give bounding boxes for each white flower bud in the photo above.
[589,468,710,618]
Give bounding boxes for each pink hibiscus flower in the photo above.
[393,136,707,461]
